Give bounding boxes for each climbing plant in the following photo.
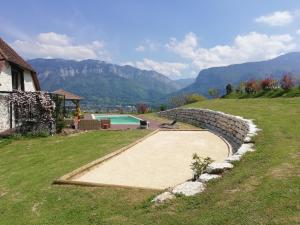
[7,91,56,134]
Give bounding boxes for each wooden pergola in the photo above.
[52,89,83,117]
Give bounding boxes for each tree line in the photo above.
[208,74,299,98]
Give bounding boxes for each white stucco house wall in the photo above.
[0,38,40,132]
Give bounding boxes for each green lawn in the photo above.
[1,98,300,225]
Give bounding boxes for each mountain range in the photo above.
[176,52,300,97]
[29,52,300,106]
[29,58,181,106]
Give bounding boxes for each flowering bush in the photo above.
[280,74,294,90]
[261,77,278,90]
[7,91,56,134]
[137,103,148,114]
[245,79,260,94]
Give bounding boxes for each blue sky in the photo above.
[1,0,300,79]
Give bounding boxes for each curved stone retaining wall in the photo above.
[158,108,255,153]
[152,108,260,202]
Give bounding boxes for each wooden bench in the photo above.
[78,119,101,130]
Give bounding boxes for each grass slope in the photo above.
[1,98,300,225]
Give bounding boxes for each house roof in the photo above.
[0,38,40,90]
[52,89,83,100]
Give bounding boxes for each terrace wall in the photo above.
[158,108,250,153]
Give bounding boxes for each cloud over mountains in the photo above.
[12,32,110,61]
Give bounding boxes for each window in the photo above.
[11,66,24,91]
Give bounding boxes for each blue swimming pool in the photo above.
[93,115,142,125]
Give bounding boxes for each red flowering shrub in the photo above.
[261,77,278,90]
[137,103,148,114]
[245,79,260,94]
[280,74,294,90]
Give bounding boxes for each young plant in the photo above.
[190,153,214,180]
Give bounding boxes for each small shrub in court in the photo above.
[191,154,213,180]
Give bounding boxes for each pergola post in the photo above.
[63,95,66,118]
[72,99,81,118]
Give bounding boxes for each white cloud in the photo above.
[37,32,70,46]
[135,45,145,52]
[297,29,300,35]
[135,39,159,52]
[255,11,294,26]
[12,32,110,60]
[166,33,198,60]
[123,58,188,77]
[166,32,296,70]
[121,61,135,67]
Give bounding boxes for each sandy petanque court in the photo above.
[67,130,230,190]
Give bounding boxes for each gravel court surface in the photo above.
[72,130,230,190]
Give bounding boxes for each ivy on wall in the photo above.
[7,91,56,134]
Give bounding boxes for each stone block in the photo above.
[152,191,175,204]
[206,162,234,174]
[198,173,221,182]
[172,181,206,196]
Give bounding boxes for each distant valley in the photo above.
[174,78,195,89]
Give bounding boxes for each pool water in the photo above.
[94,115,141,125]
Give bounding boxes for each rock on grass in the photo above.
[152,192,175,204]
[198,173,221,182]
[172,181,205,196]
[206,162,234,174]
